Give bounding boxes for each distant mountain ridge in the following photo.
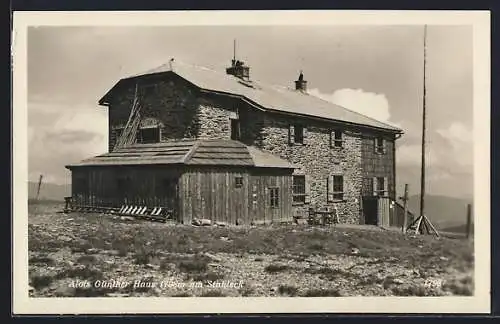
[406,194,473,232]
[28,181,70,201]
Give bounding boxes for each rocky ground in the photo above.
[28,201,474,297]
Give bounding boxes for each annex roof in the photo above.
[65,139,296,169]
[100,61,402,133]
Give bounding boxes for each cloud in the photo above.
[436,121,473,146]
[395,121,473,198]
[308,88,398,127]
[28,101,108,184]
[436,122,473,167]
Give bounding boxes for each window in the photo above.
[230,119,241,140]
[292,175,306,204]
[137,126,160,144]
[328,175,344,201]
[294,125,304,144]
[375,137,385,154]
[374,177,388,196]
[269,187,279,208]
[235,176,243,188]
[331,130,343,148]
[333,176,344,200]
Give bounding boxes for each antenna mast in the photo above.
[233,39,237,63]
[419,25,428,218]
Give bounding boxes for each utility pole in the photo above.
[419,25,428,219]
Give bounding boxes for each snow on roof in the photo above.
[109,61,402,133]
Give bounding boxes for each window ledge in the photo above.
[327,199,347,203]
[292,202,306,206]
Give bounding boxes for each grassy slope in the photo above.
[28,201,474,297]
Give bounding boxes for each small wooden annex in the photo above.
[65,139,296,225]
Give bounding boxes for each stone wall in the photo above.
[107,77,243,149]
[105,74,396,225]
[197,93,266,144]
[257,114,363,224]
[108,76,200,150]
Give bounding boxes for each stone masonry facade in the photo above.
[258,115,363,224]
[106,74,395,224]
[108,76,238,150]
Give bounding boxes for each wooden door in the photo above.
[155,177,179,220]
[267,186,281,223]
[377,197,391,227]
[362,196,378,225]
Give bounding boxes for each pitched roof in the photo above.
[102,61,402,133]
[65,139,296,169]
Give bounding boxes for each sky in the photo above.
[27,25,473,199]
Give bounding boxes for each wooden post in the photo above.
[402,184,409,233]
[466,204,472,239]
[415,216,423,235]
[36,174,43,201]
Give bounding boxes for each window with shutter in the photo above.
[374,137,385,154]
[294,124,304,144]
[330,130,343,148]
[304,175,311,203]
[373,176,387,196]
[288,125,295,145]
[327,175,334,202]
[333,175,344,200]
[328,175,344,202]
[292,175,306,204]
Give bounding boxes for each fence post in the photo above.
[402,184,409,233]
[466,204,472,239]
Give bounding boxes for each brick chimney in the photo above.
[295,71,307,92]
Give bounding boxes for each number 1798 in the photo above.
[423,278,443,288]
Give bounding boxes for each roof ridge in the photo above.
[307,92,402,131]
[120,61,402,133]
[169,62,401,131]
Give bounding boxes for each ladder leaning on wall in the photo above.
[114,82,142,150]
